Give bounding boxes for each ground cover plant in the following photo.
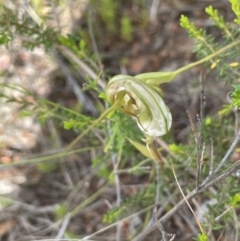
[0,0,239,241]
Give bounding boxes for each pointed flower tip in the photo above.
[135,71,176,85]
[106,74,172,141]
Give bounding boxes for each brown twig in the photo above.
[58,45,106,90]
[154,207,175,241]
[209,138,214,176]
[201,130,240,187]
[132,160,240,241]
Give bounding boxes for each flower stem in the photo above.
[173,38,240,77]
[64,103,118,152]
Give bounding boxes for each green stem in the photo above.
[173,38,240,77]
[69,181,110,218]
[0,147,97,167]
[63,103,118,152]
[136,38,240,84]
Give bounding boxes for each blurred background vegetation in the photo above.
[0,0,239,241]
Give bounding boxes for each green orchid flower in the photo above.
[106,74,172,143]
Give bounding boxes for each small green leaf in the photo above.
[232,84,240,91]
[231,85,240,108]
[80,39,86,50]
[54,204,68,219]
[204,116,212,126]
[218,104,232,116]
[127,138,152,158]
[18,110,35,118]
[229,0,240,25]
[205,6,214,16]
[197,233,208,241]
[63,119,76,130]
[169,143,185,155]
[98,92,107,100]
[37,162,58,173]
[229,193,240,207]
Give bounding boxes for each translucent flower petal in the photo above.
[106,75,172,142]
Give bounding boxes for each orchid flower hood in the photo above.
[106,74,172,143]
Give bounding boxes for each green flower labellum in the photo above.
[106,74,172,143]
